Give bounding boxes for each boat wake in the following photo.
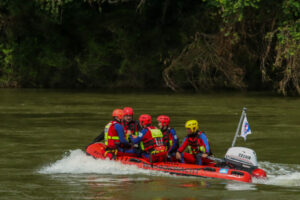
[254,161,300,187]
[38,149,161,176]
[39,149,300,188]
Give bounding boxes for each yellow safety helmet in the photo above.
[185,120,199,133]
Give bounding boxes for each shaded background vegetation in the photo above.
[0,0,299,95]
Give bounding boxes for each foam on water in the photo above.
[38,149,159,176]
[253,161,300,187]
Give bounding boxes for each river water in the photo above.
[1,89,300,199]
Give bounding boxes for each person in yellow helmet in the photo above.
[176,120,212,165]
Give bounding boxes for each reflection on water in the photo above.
[84,176,152,200]
[83,176,212,200]
[225,182,257,191]
[178,181,210,189]
[84,176,151,185]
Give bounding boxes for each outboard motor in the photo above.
[225,147,258,168]
[224,147,266,178]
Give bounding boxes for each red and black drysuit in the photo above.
[177,131,212,165]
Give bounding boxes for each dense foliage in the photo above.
[0,0,299,95]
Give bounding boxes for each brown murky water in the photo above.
[1,89,300,200]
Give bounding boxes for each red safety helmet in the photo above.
[123,107,134,116]
[157,115,170,126]
[139,114,151,126]
[112,109,124,120]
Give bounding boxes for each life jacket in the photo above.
[122,120,139,141]
[104,120,121,149]
[187,131,207,155]
[140,126,164,152]
[162,127,175,150]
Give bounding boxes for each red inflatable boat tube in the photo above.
[86,143,266,183]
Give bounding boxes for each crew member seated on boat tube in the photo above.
[90,107,141,144]
[157,115,179,161]
[176,120,212,165]
[128,114,167,163]
[104,109,138,159]
[122,107,142,142]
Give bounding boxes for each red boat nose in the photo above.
[252,168,267,178]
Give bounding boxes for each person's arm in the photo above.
[176,136,188,160]
[177,137,188,153]
[130,129,147,144]
[199,133,210,154]
[168,129,179,153]
[136,120,142,132]
[115,123,130,146]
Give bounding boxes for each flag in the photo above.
[240,116,252,141]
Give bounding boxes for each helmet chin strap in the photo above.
[162,126,168,131]
[114,117,121,122]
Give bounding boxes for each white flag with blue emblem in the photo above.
[240,116,251,141]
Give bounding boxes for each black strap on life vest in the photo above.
[143,137,155,152]
[123,120,141,134]
[162,127,170,149]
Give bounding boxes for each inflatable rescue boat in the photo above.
[86,143,267,183]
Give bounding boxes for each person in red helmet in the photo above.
[128,114,167,163]
[122,107,142,142]
[90,107,141,145]
[157,115,179,161]
[103,109,132,160]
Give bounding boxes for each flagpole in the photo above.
[231,107,247,147]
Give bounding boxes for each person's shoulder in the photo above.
[140,128,148,133]
[114,123,123,128]
[138,129,147,137]
[106,120,113,125]
[169,127,176,133]
[198,131,208,138]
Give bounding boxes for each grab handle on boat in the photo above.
[206,156,225,163]
[197,152,225,163]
